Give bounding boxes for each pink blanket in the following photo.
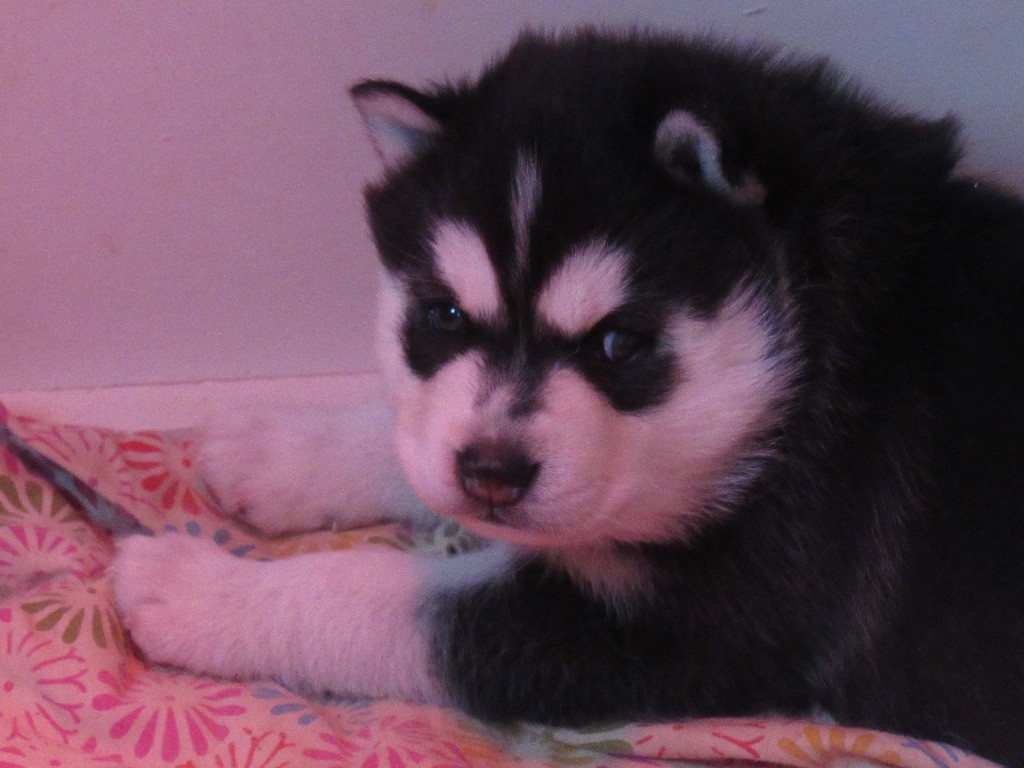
[0,403,998,767]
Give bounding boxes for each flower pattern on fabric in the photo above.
[91,668,247,763]
[20,578,125,654]
[0,523,111,593]
[206,727,296,768]
[0,475,114,593]
[1,445,23,479]
[316,704,519,768]
[267,525,413,559]
[0,735,122,767]
[118,432,214,519]
[0,617,88,744]
[0,406,1005,768]
[0,477,78,526]
[778,723,903,766]
[251,686,320,727]
[7,420,136,510]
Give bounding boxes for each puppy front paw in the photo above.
[197,405,431,535]
[197,410,332,535]
[110,534,247,675]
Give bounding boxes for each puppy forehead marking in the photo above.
[432,221,502,321]
[511,151,541,268]
[536,240,630,336]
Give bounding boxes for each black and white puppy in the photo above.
[112,31,1024,766]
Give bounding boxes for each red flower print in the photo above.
[1,444,23,478]
[307,711,490,768]
[0,624,88,744]
[208,727,296,768]
[302,731,359,765]
[91,669,247,763]
[0,523,109,594]
[118,433,214,520]
[0,732,122,767]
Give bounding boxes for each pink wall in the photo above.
[2,2,1021,392]
[3,3,385,390]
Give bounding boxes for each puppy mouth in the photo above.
[459,476,533,510]
[442,490,601,550]
[447,499,554,543]
[455,444,540,509]
[457,471,537,528]
[451,493,529,528]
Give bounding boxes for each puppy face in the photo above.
[354,56,798,549]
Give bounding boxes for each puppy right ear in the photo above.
[351,80,444,169]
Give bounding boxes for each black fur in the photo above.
[361,32,1024,766]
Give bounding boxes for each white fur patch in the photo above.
[601,289,793,538]
[536,241,630,336]
[392,351,488,517]
[510,152,541,268]
[432,222,502,322]
[198,401,434,535]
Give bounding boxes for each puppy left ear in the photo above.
[351,80,445,169]
[654,110,765,205]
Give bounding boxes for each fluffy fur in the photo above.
[112,31,1024,766]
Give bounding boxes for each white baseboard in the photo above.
[0,372,383,431]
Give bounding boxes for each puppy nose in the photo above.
[456,442,539,508]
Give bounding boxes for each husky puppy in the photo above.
[112,32,1024,766]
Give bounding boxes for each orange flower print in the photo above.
[778,723,902,767]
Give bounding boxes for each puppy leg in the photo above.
[198,400,434,535]
[111,533,508,700]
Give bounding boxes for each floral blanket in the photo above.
[0,402,999,768]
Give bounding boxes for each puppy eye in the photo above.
[425,303,468,334]
[600,328,649,364]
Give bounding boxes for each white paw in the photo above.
[198,405,434,535]
[110,534,247,675]
[197,409,335,535]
